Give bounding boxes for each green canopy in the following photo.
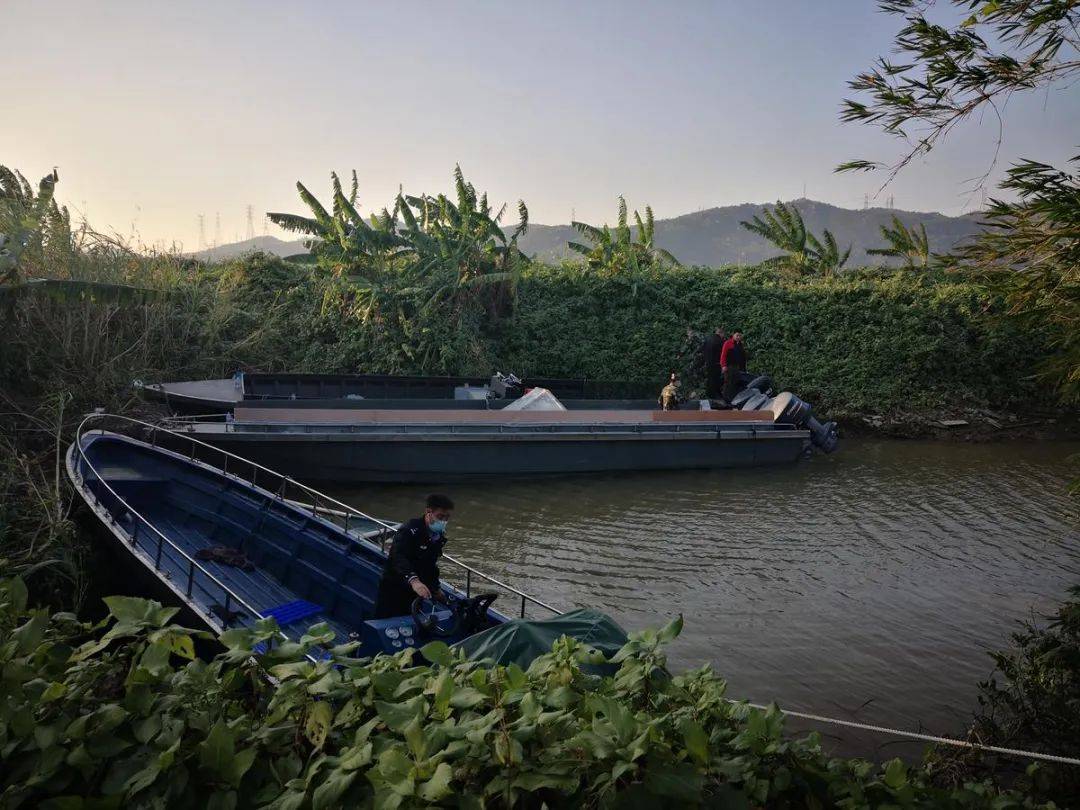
[455,609,628,672]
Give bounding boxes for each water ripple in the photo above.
[337,439,1080,755]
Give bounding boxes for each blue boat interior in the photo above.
[75,432,504,657]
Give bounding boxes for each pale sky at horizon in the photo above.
[5,0,1078,250]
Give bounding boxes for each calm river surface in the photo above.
[333,439,1079,757]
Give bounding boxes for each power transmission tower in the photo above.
[214,212,221,248]
[863,193,868,210]
[245,205,255,240]
[197,215,206,251]
[263,214,268,236]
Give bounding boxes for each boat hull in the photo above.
[181,427,810,483]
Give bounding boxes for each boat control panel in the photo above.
[360,611,452,655]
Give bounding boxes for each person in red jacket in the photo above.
[720,330,747,402]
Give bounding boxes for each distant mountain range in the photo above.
[192,235,310,263]
[192,199,986,266]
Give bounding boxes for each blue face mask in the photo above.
[429,519,448,535]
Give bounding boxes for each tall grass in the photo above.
[0,241,301,608]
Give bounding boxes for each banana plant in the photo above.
[568,197,680,272]
[1,166,153,303]
[267,170,412,280]
[740,201,850,276]
[1,166,64,284]
[868,215,930,269]
[394,166,529,322]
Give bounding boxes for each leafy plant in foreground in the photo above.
[0,575,1053,808]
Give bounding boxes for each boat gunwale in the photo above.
[211,427,810,442]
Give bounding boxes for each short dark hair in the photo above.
[426,493,455,511]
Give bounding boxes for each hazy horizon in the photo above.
[6,0,1078,250]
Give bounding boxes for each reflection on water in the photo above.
[333,439,1079,756]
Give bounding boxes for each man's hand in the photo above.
[410,579,432,600]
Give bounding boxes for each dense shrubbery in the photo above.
[122,252,1043,415]
[0,576,1058,809]
[496,263,1041,412]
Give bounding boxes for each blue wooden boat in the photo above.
[65,415,563,659]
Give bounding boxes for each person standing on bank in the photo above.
[702,327,726,399]
[374,494,454,618]
[720,330,747,403]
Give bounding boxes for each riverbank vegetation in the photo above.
[3,574,1071,809]
[838,0,1080,406]
[0,159,1069,613]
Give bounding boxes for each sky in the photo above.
[5,0,1078,251]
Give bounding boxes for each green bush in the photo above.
[494,263,1043,413]
[927,586,1080,804]
[0,576,1052,808]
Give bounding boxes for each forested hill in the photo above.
[517,199,986,265]
[194,199,985,266]
[192,235,308,262]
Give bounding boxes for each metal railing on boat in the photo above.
[73,413,560,626]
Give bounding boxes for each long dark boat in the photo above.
[134,372,658,414]
[172,399,816,483]
[66,415,601,659]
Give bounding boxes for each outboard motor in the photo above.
[766,392,839,454]
[724,374,838,454]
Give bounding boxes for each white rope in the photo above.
[739,701,1080,767]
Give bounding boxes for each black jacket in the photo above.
[702,334,723,369]
[374,518,447,618]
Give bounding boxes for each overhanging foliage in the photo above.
[0,577,1055,808]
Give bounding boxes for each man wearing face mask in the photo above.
[373,494,454,619]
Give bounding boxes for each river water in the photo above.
[335,439,1079,758]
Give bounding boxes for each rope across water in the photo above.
[741,701,1080,767]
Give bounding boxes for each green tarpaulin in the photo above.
[455,609,628,672]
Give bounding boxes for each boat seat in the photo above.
[253,600,332,658]
[263,599,324,627]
